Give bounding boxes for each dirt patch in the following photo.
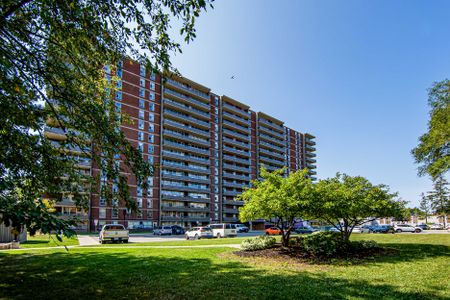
[232,245,398,266]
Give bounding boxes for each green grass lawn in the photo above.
[1,234,448,299]
[19,234,79,248]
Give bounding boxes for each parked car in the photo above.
[185,227,213,240]
[153,226,173,235]
[209,223,237,238]
[265,227,282,235]
[318,226,340,233]
[235,224,249,233]
[430,224,444,230]
[171,225,185,235]
[99,224,129,244]
[295,226,316,234]
[360,225,374,233]
[417,224,430,230]
[394,224,422,233]
[371,225,395,234]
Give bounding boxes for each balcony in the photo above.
[259,147,285,159]
[161,216,210,222]
[223,119,250,134]
[306,163,317,170]
[306,157,316,163]
[258,133,285,147]
[222,172,251,181]
[223,217,239,222]
[222,128,250,141]
[258,118,284,133]
[163,119,210,139]
[309,170,317,175]
[222,154,251,165]
[222,137,250,149]
[305,152,316,158]
[161,172,210,184]
[222,102,250,119]
[162,161,210,175]
[162,150,209,165]
[161,182,209,193]
[163,130,210,147]
[222,208,240,214]
[259,155,285,167]
[163,98,210,120]
[223,200,244,206]
[161,194,210,203]
[164,109,210,129]
[259,140,285,152]
[223,163,251,173]
[164,78,210,101]
[163,140,210,156]
[161,206,210,213]
[222,190,242,197]
[305,137,316,146]
[258,125,285,140]
[44,126,66,140]
[222,181,249,189]
[222,146,250,157]
[305,144,316,152]
[222,111,250,126]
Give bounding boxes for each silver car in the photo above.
[185,227,213,240]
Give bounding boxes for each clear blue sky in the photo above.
[169,0,450,207]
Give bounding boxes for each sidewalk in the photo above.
[77,235,99,246]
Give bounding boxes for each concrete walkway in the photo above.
[77,235,100,246]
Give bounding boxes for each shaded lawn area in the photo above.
[19,234,79,249]
[0,235,448,299]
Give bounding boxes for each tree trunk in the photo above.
[282,230,291,247]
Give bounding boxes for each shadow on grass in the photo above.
[19,240,49,245]
[0,247,447,300]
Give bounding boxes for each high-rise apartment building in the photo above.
[45,58,316,231]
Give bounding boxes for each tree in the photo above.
[412,79,450,179]
[419,192,432,223]
[239,167,314,247]
[312,173,405,242]
[427,175,450,227]
[0,0,212,238]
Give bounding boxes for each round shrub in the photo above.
[241,235,276,251]
[298,231,347,257]
[351,240,379,251]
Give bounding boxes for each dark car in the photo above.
[371,225,395,234]
[417,224,430,230]
[295,226,316,234]
[171,225,185,235]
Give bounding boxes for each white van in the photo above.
[208,223,237,238]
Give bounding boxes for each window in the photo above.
[139,109,144,119]
[115,102,121,113]
[100,197,106,206]
[148,134,154,143]
[148,145,154,154]
[116,80,122,89]
[138,119,145,130]
[149,82,155,91]
[147,177,153,186]
[148,156,153,164]
[139,78,145,87]
[149,92,155,101]
[149,103,155,111]
[147,199,152,208]
[115,91,122,101]
[138,142,144,152]
[147,189,153,197]
[138,99,145,109]
[137,186,143,197]
[117,61,123,68]
[116,69,122,78]
[137,198,142,208]
[139,88,145,98]
[148,124,154,132]
[148,113,155,122]
[104,65,111,74]
[138,131,144,141]
[99,208,106,218]
[112,208,118,219]
[140,65,146,77]
[150,73,156,80]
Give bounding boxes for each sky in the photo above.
[167,0,450,207]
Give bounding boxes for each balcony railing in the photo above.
[259,155,285,167]
[161,216,210,222]
[163,140,210,155]
[222,136,250,149]
[222,102,250,118]
[223,163,251,173]
[222,111,250,126]
[162,150,209,165]
[163,130,210,147]
[259,147,285,159]
[162,161,210,174]
[222,172,251,181]
[165,78,210,101]
[223,119,250,133]
[222,208,240,214]
[222,128,250,141]
[161,183,209,193]
[163,119,210,138]
[223,200,245,206]
[164,109,210,128]
[164,87,209,108]
[222,146,250,157]
[258,125,285,140]
[259,140,285,152]
[161,194,210,203]
[161,206,210,213]
[222,190,242,196]
[222,154,251,165]
[222,181,249,189]
[163,98,210,120]
[161,172,210,184]
[258,118,284,133]
[258,133,285,146]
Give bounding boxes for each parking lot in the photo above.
[77,230,448,246]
